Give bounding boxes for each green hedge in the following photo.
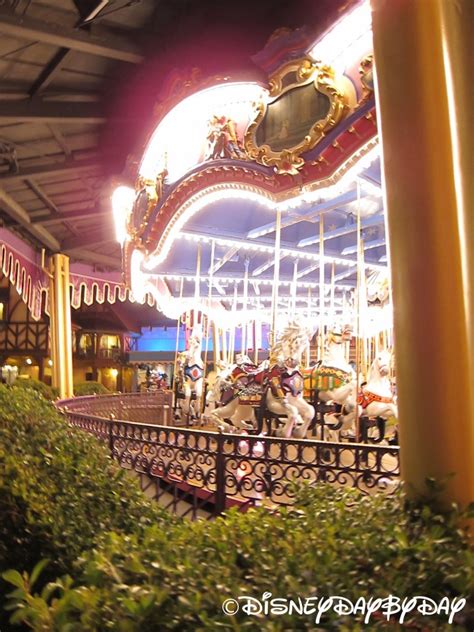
[1,384,473,630]
[0,385,169,588]
[12,378,59,401]
[4,487,474,630]
[73,381,110,396]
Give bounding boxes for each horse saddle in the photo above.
[231,364,265,385]
[184,363,204,382]
[304,364,352,392]
[268,365,304,398]
[358,389,393,409]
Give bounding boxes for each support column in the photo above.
[49,254,73,399]
[371,0,474,508]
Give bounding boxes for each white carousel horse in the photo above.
[304,324,357,433]
[204,354,258,430]
[338,350,398,442]
[267,323,315,438]
[357,350,398,421]
[210,321,314,438]
[178,332,204,422]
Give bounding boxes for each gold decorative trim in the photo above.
[244,57,348,174]
[127,168,169,247]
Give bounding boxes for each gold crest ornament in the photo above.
[244,57,348,174]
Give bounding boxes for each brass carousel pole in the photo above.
[213,327,221,370]
[355,181,362,441]
[270,206,282,346]
[319,216,325,358]
[194,242,202,313]
[242,259,249,355]
[253,317,259,365]
[330,261,335,324]
[204,239,215,373]
[306,287,311,367]
[291,261,298,317]
[343,290,351,361]
[359,241,368,378]
[231,282,239,361]
[221,324,227,365]
[172,277,184,391]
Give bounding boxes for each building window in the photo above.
[98,334,121,360]
[78,333,94,357]
[0,288,9,322]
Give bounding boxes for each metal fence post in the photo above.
[214,430,226,515]
[109,414,115,458]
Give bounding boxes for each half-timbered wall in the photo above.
[0,273,50,381]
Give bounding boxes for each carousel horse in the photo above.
[339,350,398,442]
[176,332,205,423]
[204,354,258,430]
[210,321,314,438]
[304,324,357,435]
[357,350,398,421]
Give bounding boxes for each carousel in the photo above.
[111,1,397,446]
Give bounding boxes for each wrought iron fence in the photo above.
[60,391,173,425]
[58,392,400,519]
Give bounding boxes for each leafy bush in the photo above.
[1,385,473,630]
[74,381,110,396]
[0,386,169,603]
[4,485,474,631]
[13,377,59,401]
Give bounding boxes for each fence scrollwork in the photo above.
[58,392,400,518]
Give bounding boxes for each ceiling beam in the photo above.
[0,158,102,184]
[0,100,105,124]
[48,124,71,156]
[0,82,101,102]
[0,131,98,163]
[334,267,358,282]
[296,263,319,279]
[179,230,387,272]
[37,205,108,225]
[29,48,72,97]
[342,238,385,255]
[0,8,144,64]
[25,178,79,237]
[297,214,384,248]
[246,190,364,239]
[209,246,239,274]
[212,280,226,296]
[252,254,287,277]
[0,187,60,250]
[66,248,119,268]
[25,179,60,216]
[153,272,355,292]
[61,228,112,251]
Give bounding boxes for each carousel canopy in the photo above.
[0,0,347,271]
[0,0,387,333]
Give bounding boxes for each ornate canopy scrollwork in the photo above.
[244,57,348,174]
